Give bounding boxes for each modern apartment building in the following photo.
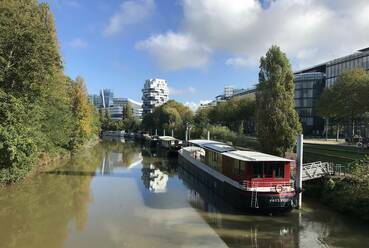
[294,47,369,135]
[142,79,169,115]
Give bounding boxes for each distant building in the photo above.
[88,94,103,108]
[294,47,369,135]
[100,89,114,108]
[108,106,123,121]
[113,98,143,119]
[224,85,234,98]
[89,90,142,120]
[294,72,325,135]
[142,79,169,115]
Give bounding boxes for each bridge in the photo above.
[302,161,334,181]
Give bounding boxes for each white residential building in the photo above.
[142,79,169,114]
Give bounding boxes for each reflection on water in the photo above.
[0,139,369,248]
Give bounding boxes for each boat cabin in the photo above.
[158,136,182,149]
[187,140,293,189]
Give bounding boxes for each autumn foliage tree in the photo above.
[0,1,99,183]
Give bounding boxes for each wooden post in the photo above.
[185,129,188,143]
[296,134,303,209]
[155,129,157,136]
[171,129,174,137]
[207,131,210,140]
[163,129,166,136]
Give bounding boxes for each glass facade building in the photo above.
[100,89,114,108]
[326,48,369,87]
[294,72,325,135]
[294,47,369,135]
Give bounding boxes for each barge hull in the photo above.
[178,153,294,213]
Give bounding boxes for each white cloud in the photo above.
[137,0,369,70]
[169,86,197,96]
[69,38,88,48]
[184,100,211,111]
[136,32,211,70]
[104,0,154,36]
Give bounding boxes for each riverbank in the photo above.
[304,156,369,221]
[0,136,100,186]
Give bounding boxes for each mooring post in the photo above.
[296,134,303,209]
[155,129,157,136]
[207,131,210,140]
[163,129,166,136]
[185,129,188,144]
[171,129,174,137]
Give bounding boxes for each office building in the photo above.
[294,47,369,135]
[100,89,114,108]
[294,72,325,135]
[113,98,143,119]
[142,79,169,115]
[88,94,103,108]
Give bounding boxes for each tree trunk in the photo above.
[336,123,340,141]
[325,117,329,140]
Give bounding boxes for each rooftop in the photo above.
[223,150,293,162]
[188,139,292,162]
[158,136,179,141]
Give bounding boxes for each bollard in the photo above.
[296,134,303,209]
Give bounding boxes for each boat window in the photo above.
[253,164,263,178]
[264,164,273,177]
[213,152,217,162]
[233,160,245,176]
[274,163,284,178]
[252,162,284,178]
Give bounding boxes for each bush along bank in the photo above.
[0,1,100,185]
[304,156,369,220]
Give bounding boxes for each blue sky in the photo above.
[43,0,369,108]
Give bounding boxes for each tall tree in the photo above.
[318,69,369,139]
[122,101,133,120]
[70,76,96,150]
[256,46,301,156]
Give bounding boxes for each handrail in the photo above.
[242,180,294,189]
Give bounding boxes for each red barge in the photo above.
[178,140,296,213]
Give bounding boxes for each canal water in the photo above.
[1,140,369,248]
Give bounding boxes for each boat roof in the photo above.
[203,143,236,153]
[188,139,292,162]
[158,136,178,141]
[188,139,222,146]
[223,150,293,162]
[188,139,235,153]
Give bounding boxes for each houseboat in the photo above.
[144,135,159,148]
[158,136,182,155]
[178,139,296,213]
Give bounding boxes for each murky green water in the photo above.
[1,139,368,248]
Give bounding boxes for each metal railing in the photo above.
[302,161,333,181]
[242,180,294,192]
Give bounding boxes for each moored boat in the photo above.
[178,139,296,213]
[158,136,182,153]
